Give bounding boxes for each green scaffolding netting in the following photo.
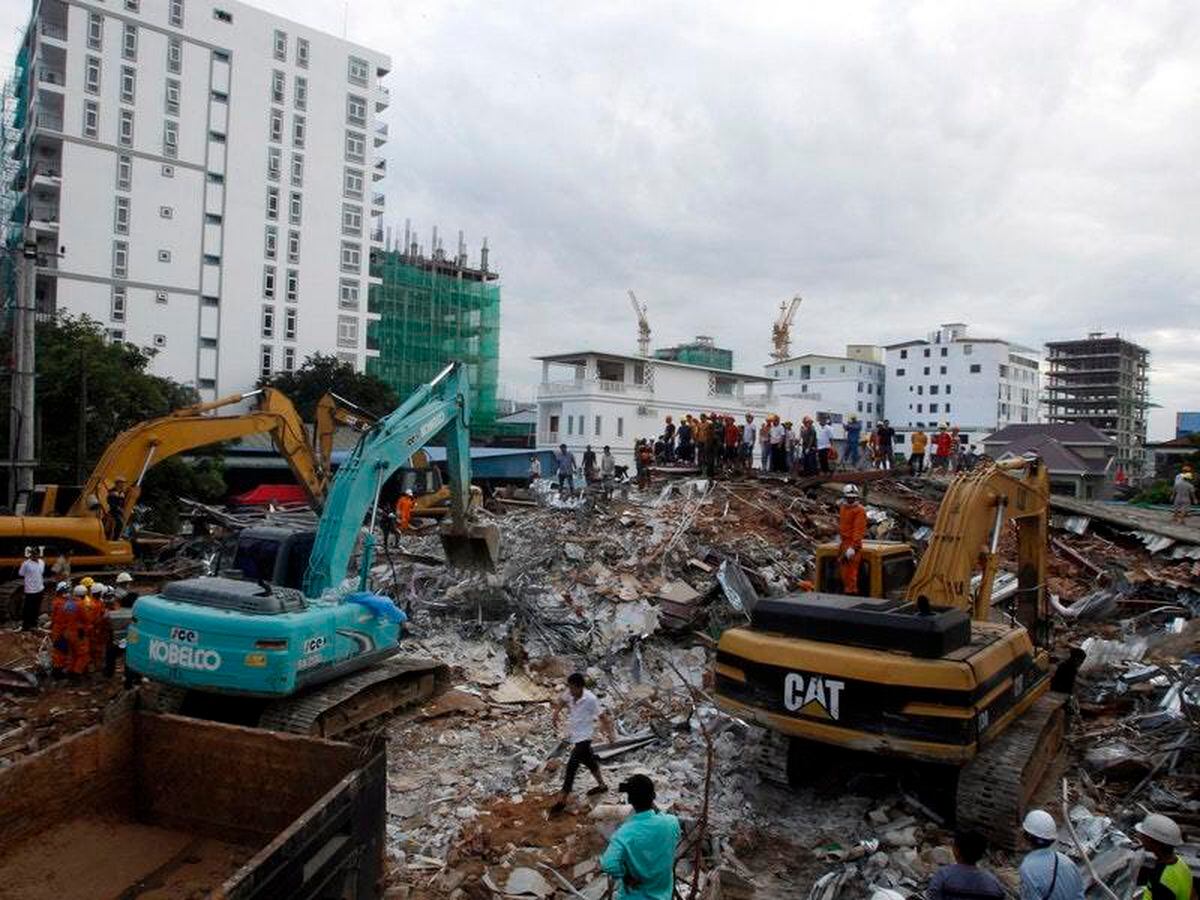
[366,252,500,437]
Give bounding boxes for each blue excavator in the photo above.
[126,363,499,736]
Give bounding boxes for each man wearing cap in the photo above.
[550,673,614,813]
[600,774,681,899]
[1018,809,1084,900]
[1134,813,1191,900]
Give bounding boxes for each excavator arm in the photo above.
[904,456,1050,641]
[314,392,377,480]
[302,362,498,598]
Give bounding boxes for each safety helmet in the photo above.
[91,583,107,595]
[1022,809,1057,842]
[1135,813,1183,847]
[56,581,70,593]
[73,585,88,597]
[81,576,94,589]
[115,572,133,584]
[842,484,860,499]
[404,489,414,496]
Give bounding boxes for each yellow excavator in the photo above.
[1,389,353,572]
[714,456,1063,848]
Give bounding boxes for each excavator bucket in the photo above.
[439,521,500,570]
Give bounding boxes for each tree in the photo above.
[0,313,198,494]
[258,352,398,420]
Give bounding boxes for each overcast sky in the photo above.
[4,1,1196,437]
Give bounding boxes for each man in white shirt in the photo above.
[741,415,757,472]
[18,546,45,631]
[550,672,615,812]
[816,417,835,474]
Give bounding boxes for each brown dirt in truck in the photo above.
[0,814,253,900]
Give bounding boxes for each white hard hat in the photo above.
[1022,809,1058,842]
[56,581,70,593]
[73,585,88,597]
[115,572,133,584]
[91,583,108,594]
[404,489,413,496]
[842,484,860,498]
[1135,813,1183,847]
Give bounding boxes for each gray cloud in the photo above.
[3,1,1195,436]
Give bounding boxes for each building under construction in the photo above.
[653,336,733,371]
[367,227,500,437]
[1043,333,1150,478]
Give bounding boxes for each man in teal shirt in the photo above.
[599,775,681,900]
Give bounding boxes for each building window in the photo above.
[284,307,297,340]
[341,204,362,235]
[288,192,302,225]
[939,365,946,375]
[261,305,274,337]
[267,147,281,179]
[287,230,300,264]
[290,154,304,186]
[125,0,140,11]
[260,345,273,379]
[158,249,172,263]
[273,29,287,61]
[616,417,624,438]
[867,383,873,394]
[163,120,178,157]
[339,279,359,309]
[922,366,930,376]
[285,269,298,302]
[940,347,948,357]
[930,385,939,395]
[111,288,126,322]
[345,131,366,162]
[566,417,573,436]
[84,100,100,139]
[120,66,135,104]
[122,24,137,61]
[294,76,308,110]
[118,109,134,147]
[930,403,939,413]
[206,172,224,184]
[296,38,309,67]
[210,130,225,143]
[87,12,103,50]
[340,242,361,272]
[969,364,981,373]
[945,404,952,415]
[263,266,276,299]
[116,154,132,190]
[348,56,369,85]
[963,344,973,356]
[857,401,863,412]
[269,108,283,143]
[264,226,277,259]
[271,70,285,104]
[343,167,363,198]
[165,79,180,115]
[346,94,367,126]
[922,348,930,357]
[917,386,923,395]
[900,349,908,359]
[292,115,306,148]
[895,368,904,377]
[167,38,182,74]
[266,187,279,220]
[84,56,101,94]
[113,242,128,278]
[337,315,358,348]
[594,415,602,436]
[114,196,130,234]
[169,0,184,27]
[283,347,296,371]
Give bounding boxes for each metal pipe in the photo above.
[989,500,1006,554]
[134,443,159,487]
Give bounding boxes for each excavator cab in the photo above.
[813,540,915,598]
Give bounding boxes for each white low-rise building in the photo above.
[884,323,1040,451]
[766,346,887,433]
[535,351,775,466]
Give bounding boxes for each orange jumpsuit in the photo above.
[838,502,867,595]
[396,495,415,530]
[76,593,103,675]
[49,591,72,672]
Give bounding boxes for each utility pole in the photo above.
[7,229,38,508]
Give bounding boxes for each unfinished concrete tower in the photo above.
[1043,333,1150,478]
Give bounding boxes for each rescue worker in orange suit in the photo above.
[838,483,867,595]
[68,584,92,679]
[89,584,113,677]
[396,489,415,531]
[48,580,73,677]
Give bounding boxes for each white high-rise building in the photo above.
[884,323,1041,448]
[11,0,390,399]
[766,345,887,431]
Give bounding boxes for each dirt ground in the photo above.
[0,815,251,900]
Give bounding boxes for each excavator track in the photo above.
[955,692,1067,850]
[257,656,446,738]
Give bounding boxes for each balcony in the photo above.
[33,111,64,133]
[29,204,59,232]
[30,165,61,190]
[369,227,384,245]
[371,192,385,209]
[375,84,390,111]
[36,66,65,91]
[373,122,388,146]
[38,20,67,45]
[371,158,386,181]
[538,379,653,398]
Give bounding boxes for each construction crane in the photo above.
[770,294,803,363]
[628,290,651,357]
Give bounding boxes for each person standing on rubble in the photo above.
[927,831,1005,900]
[769,416,787,473]
[844,415,862,470]
[707,414,723,478]
[816,416,834,474]
[1018,810,1084,900]
[933,424,954,473]
[555,443,578,496]
[740,414,756,472]
[799,417,818,476]
[839,484,867,594]
[48,581,73,678]
[551,673,615,813]
[600,446,616,499]
[599,774,681,900]
[528,454,542,487]
[695,415,711,474]
[583,445,598,483]
[759,418,772,471]
[18,546,45,631]
[1134,813,1192,900]
[878,420,895,470]
[909,427,928,476]
[676,417,694,465]
[662,416,676,462]
[1171,472,1195,523]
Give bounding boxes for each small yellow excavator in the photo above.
[714,456,1063,848]
[1,389,335,571]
